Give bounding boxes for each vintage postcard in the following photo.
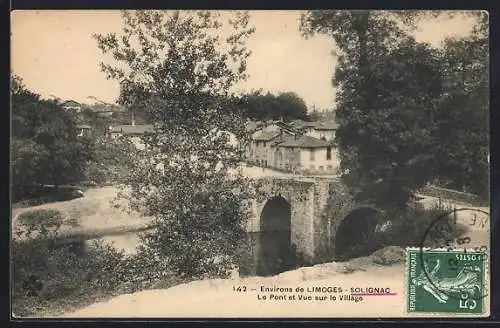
[10,9,490,318]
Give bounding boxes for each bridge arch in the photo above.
[255,196,293,276]
[245,177,395,271]
[332,206,386,261]
[260,196,291,232]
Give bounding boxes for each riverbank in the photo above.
[11,182,489,318]
[57,248,406,318]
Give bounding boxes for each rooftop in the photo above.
[61,100,81,107]
[278,135,332,148]
[110,124,154,135]
[252,131,282,141]
[245,121,260,132]
[274,121,296,132]
[296,121,317,129]
[314,121,338,130]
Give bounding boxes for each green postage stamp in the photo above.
[406,248,488,315]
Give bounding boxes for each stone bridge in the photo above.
[243,176,386,275]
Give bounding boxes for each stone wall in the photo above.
[248,177,359,264]
[250,178,316,261]
[419,185,488,206]
[247,177,396,265]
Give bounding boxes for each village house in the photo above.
[246,131,282,166]
[290,120,338,142]
[244,120,340,174]
[291,120,316,133]
[274,135,339,174]
[61,100,82,113]
[91,104,127,118]
[307,122,338,141]
[109,124,154,150]
[245,121,297,166]
[76,124,93,138]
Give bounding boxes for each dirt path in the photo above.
[12,186,152,234]
[60,261,406,318]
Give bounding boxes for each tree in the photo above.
[94,10,255,278]
[240,90,308,121]
[11,75,94,200]
[340,38,443,210]
[300,11,445,211]
[300,10,489,210]
[433,17,489,197]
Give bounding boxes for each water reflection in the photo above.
[239,230,294,277]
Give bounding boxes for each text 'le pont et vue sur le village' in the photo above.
[232,285,395,303]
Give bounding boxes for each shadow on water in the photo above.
[239,230,294,277]
[238,206,389,276]
[333,208,387,262]
[238,195,306,277]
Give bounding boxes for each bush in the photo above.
[371,246,406,266]
[11,236,183,317]
[15,209,66,239]
[383,202,468,249]
[11,209,182,317]
[84,137,138,186]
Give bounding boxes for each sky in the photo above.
[11,10,479,111]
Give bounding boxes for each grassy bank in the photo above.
[11,208,181,318]
[11,236,187,317]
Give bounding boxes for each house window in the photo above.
[310,150,315,161]
[327,165,333,171]
[319,166,324,171]
[263,142,267,147]
[326,147,332,160]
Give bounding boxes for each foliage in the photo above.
[300,10,489,210]
[333,201,467,262]
[12,210,184,317]
[239,90,308,121]
[433,23,489,198]
[11,76,95,201]
[384,201,468,249]
[11,234,184,317]
[301,11,441,210]
[78,106,112,135]
[15,209,66,239]
[84,136,139,185]
[94,10,255,279]
[308,108,336,122]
